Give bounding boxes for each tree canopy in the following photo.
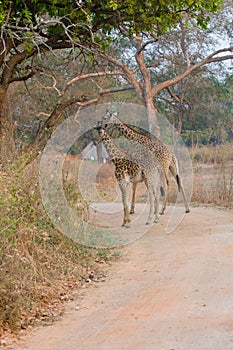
[0,0,227,91]
[1,0,224,57]
[1,0,232,167]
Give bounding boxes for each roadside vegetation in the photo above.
[0,166,116,338]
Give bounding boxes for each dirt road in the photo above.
[12,206,233,350]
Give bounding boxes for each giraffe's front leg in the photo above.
[122,206,130,228]
[118,180,131,228]
[154,188,160,223]
[146,185,155,225]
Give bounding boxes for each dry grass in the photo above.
[0,164,116,336]
[191,144,233,209]
[192,162,233,209]
[165,144,233,210]
[191,142,233,164]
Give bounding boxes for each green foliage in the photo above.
[0,0,223,43]
[86,0,223,34]
[156,70,233,146]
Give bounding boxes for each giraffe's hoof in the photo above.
[130,209,135,214]
[159,211,165,215]
[146,221,152,225]
[185,209,190,213]
[123,224,130,228]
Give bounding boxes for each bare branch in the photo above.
[151,47,233,96]
[67,71,123,87]
[206,46,233,60]
[180,18,191,67]
[166,86,194,117]
[38,112,50,117]
[97,51,143,99]
[136,39,158,56]
[1,50,29,86]
[135,35,153,101]
[8,70,35,84]
[99,85,135,95]
[34,72,62,96]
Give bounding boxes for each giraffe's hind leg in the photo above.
[159,175,169,215]
[130,182,137,214]
[153,176,160,223]
[169,162,190,213]
[145,182,155,225]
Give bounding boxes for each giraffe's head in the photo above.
[94,121,106,139]
[102,110,119,127]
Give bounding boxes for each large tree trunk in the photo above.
[145,95,161,139]
[0,85,16,168]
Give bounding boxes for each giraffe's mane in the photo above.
[103,129,127,155]
[115,116,153,141]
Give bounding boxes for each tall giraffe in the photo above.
[95,123,161,227]
[102,111,190,214]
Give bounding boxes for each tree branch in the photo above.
[67,71,123,87]
[97,51,143,99]
[136,39,158,56]
[180,17,191,67]
[166,86,194,117]
[8,70,34,84]
[151,47,233,96]
[20,72,131,163]
[99,85,135,95]
[1,50,29,87]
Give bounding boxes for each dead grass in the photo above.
[190,143,233,209]
[191,162,233,209]
[191,142,233,164]
[165,144,233,210]
[0,164,116,337]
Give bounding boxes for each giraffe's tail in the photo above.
[176,174,181,192]
[170,153,181,192]
[160,186,165,197]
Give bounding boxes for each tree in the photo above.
[92,3,233,135]
[157,73,233,145]
[0,0,231,167]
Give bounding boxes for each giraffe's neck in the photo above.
[113,116,150,145]
[100,132,125,160]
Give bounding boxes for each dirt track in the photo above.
[12,206,233,350]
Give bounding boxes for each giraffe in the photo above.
[94,123,162,227]
[102,111,190,214]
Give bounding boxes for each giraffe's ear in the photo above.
[94,121,103,130]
